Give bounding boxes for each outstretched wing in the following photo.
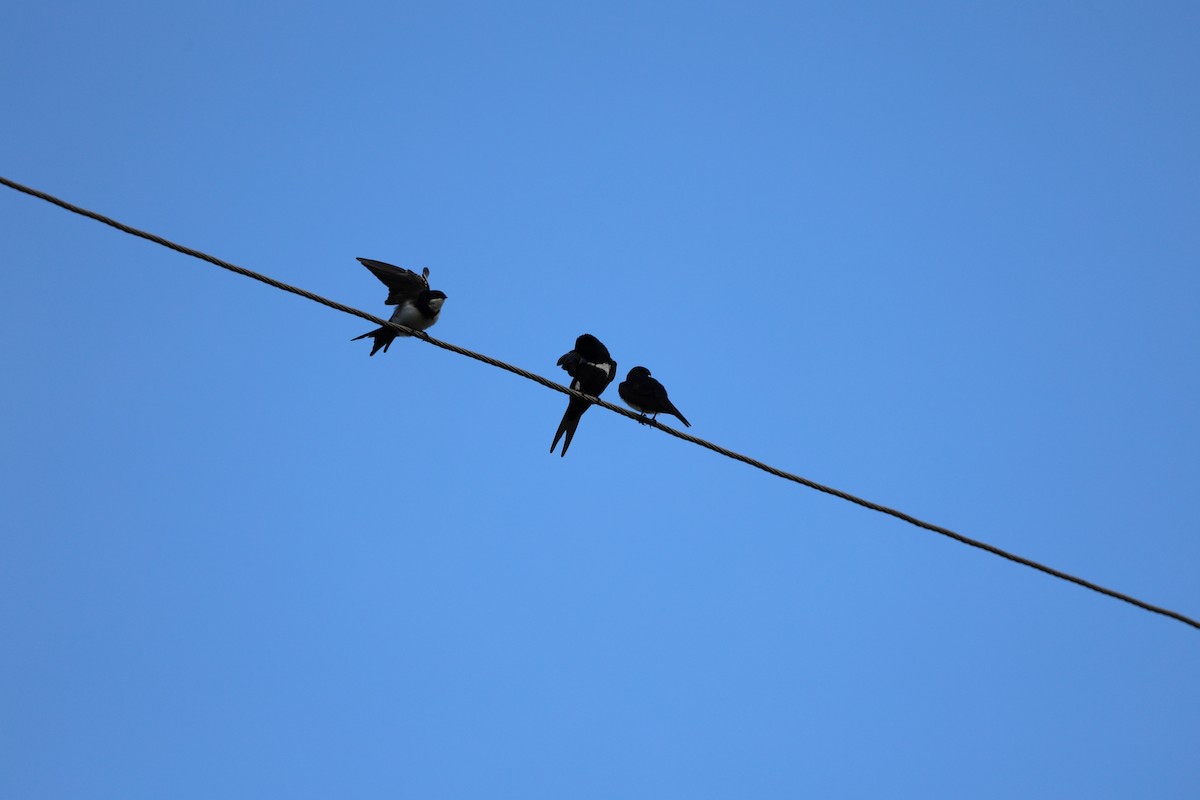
[357,258,429,306]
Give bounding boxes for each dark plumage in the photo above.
[551,334,617,457]
[618,366,691,427]
[351,258,447,355]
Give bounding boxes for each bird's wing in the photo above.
[557,349,583,376]
[646,376,671,405]
[357,258,429,306]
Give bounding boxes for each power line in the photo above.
[4,173,1197,632]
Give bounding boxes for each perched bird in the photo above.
[618,366,691,427]
[551,334,617,457]
[352,258,447,355]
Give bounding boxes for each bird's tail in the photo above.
[550,398,590,457]
[666,402,691,428]
[351,327,396,356]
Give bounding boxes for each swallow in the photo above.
[351,258,447,355]
[618,366,691,427]
[550,334,617,457]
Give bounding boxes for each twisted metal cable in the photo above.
[4,174,1196,632]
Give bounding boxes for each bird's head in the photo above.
[425,290,447,313]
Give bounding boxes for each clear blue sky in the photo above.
[3,2,1198,797]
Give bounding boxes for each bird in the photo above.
[550,334,617,457]
[351,258,447,355]
[618,366,691,427]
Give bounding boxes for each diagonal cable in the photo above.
[3,173,1197,632]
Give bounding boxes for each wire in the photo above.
[4,173,1197,632]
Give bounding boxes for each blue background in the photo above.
[3,2,1198,797]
